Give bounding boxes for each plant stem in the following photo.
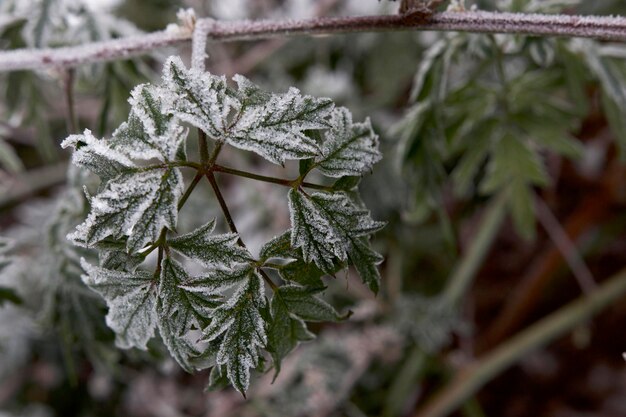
[440,193,508,307]
[63,68,78,134]
[205,171,242,244]
[205,169,280,291]
[414,267,626,417]
[3,12,626,72]
[213,164,333,191]
[177,171,203,210]
[198,130,210,165]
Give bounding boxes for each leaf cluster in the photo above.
[395,20,626,239]
[63,56,384,394]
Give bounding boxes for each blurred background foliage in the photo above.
[1,0,626,416]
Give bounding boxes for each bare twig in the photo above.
[3,11,626,72]
[535,197,597,293]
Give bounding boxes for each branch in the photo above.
[3,11,626,72]
[414,267,626,417]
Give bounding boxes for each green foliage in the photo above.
[62,55,383,395]
[395,18,626,238]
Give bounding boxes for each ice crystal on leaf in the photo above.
[168,219,252,267]
[62,53,385,396]
[197,268,267,395]
[110,84,186,162]
[288,190,384,292]
[80,259,157,350]
[67,168,183,253]
[162,56,334,165]
[315,107,382,178]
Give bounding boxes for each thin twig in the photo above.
[63,68,78,134]
[3,11,626,72]
[414,267,626,417]
[535,197,597,293]
[212,164,332,191]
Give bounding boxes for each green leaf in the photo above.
[158,257,218,372]
[276,285,341,322]
[68,168,183,253]
[267,292,314,377]
[0,139,24,174]
[110,83,186,162]
[314,107,381,178]
[289,189,384,279]
[0,286,22,306]
[200,272,267,395]
[163,57,334,165]
[259,231,295,262]
[80,259,157,350]
[169,219,252,267]
[279,260,326,288]
[348,237,384,294]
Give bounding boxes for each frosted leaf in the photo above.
[310,192,384,293]
[276,285,340,323]
[168,219,252,267]
[61,130,136,181]
[289,190,384,290]
[347,237,384,294]
[69,168,183,253]
[259,231,296,262]
[157,257,219,371]
[288,189,384,274]
[315,107,382,178]
[267,290,314,377]
[200,272,266,395]
[279,259,326,288]
[80,259,157,350]
[181,263,255,297]
[229,76,333,165]
[0,238,12,274]
[96,240,144,272]
[162,56,238,140]
[162,57,333,165]
[288,189,346,272]
[110,84,186,162]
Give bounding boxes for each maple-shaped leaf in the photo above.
[199,269,267,395]
[162,57,333,165]
[267,285,340,376]
[227,75,332,165]
[162,56,237,140]
[80,259,157,350]
[314,107,381,177]
[62,130,135,181]
[109,83,186,162]
[288,189,384,278]
[67,168,183,253]
[259,231,297,262]
[158,257,220,371]
[168,219,252,267]
[348,237,384,294]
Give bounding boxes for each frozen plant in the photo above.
[61,56,384,395]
